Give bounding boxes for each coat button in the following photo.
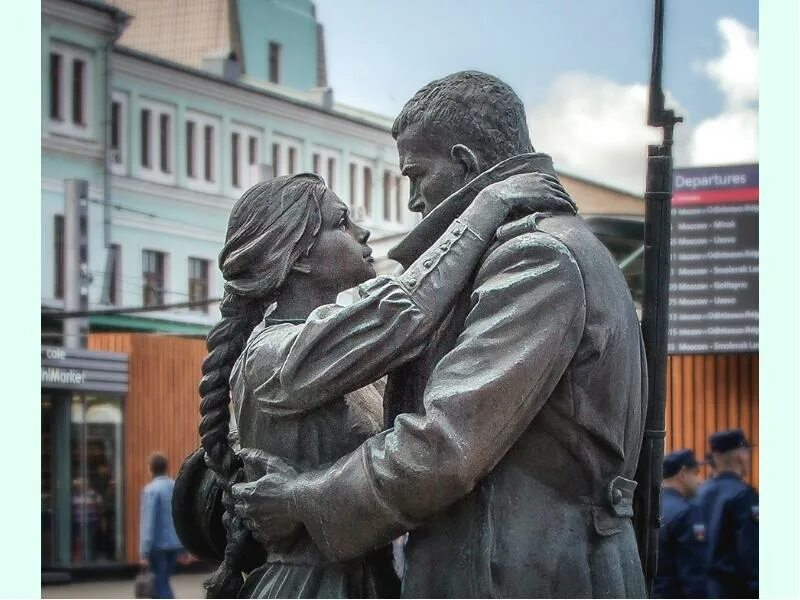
[440,243,449,251]
[423,259,432,268]
[452,227,462,236]
[405,278,417,288]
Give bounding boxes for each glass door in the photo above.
[42,394,55,565]
[42,391,72,567]
[70,393,124,564]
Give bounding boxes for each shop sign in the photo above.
[41,345,128,393]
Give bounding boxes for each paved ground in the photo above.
[42,571,212,599]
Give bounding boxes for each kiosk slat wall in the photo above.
[88,333,759,561]
[90,333,207,563]
[666,353,759,488]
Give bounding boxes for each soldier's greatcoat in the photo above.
[238,155,648,598]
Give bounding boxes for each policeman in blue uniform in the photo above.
[654,449,707,598]
[696,429,758,598]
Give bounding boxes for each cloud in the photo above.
[688,18,758,165]
[689,108,758,165]
[527,73,687,194]
[701,18,758,110]
[527,17,758,193]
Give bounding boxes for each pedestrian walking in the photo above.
[654,449,706,598]
[140,453,184,599]
[696,429,758,598]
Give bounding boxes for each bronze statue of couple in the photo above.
[174,71,648,599]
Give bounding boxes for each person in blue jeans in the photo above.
[140,453,184,599]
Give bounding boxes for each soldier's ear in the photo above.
[451,144,481,180]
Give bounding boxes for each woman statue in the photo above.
[173,172,569,598]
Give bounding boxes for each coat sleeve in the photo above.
[244,215,504,417]
[139,486,156,559]
[732,487,759,595]
[292,231,587,561]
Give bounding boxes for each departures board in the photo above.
[668,164,758,354]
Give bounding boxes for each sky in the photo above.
[314,0,758,194]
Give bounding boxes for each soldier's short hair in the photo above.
[392,71,534,166]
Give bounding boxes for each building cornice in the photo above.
[112,213,225,244]
[42,134,104,162]
[43,0,128,37]
[112,49,396,148]
[112,176,236,212]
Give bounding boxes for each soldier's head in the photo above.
[148,452,169,478]
[662,449,703,497]
[392,71,534,217]
[710,429,752,478]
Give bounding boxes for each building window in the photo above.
[138,100,175,183]
[109,91,129,175]
[110,102,120,154]
[383,172,392,222]
[231,132,240,188]
[186,122,195,177]
[248,136,258,167]
[48,43,92,136]
[107,244,121,305]
[395,176,403,222]
[312,153,321,175]
[49,53,62,120]
[271,137,300,177]
[268,42,281,84]
[327,157,337,191]
[231,126,262,193]
[349,163,357,207]
[140,109,151,168]
[248,136,258,175]
[72,59,85,125]
[54,215,65,299]
[363,166,372,218]
[184,111,220,191]
[142,250,166,307]
[159,114,171,173]
[188,257,210,313]
[203,125,214,181]
[272,143,280,177]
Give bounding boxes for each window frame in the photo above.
[310,145,341,193]
[271,135,302,177]
[54,215,65,299]
[229,123,263,195]
[187,257,211,314]
[142,249,167,307]
[347,156,377,223]
[183,110,221,193]
[136,99,176,185]
[380,169,405,225]
[110,91,128,175]
[107,243,121,306]
[48,42,93,139]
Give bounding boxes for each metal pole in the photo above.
[63,180,90,349]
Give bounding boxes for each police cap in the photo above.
[663,448,700,478]
[709,428,751,453]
